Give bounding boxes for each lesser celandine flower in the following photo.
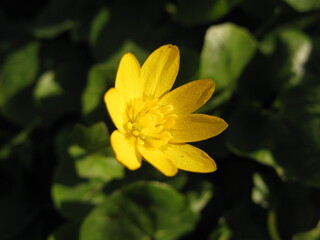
[104,44,228,176]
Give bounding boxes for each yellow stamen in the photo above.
[124,98,176,148]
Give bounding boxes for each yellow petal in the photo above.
[104,88,126,131]
[137,145,178,177]
[169,114,228,143]
[110,130,142,170]
[115,53,143,101]
[160,79,215,114]
[141,44,179,98]
[161,143,217,173]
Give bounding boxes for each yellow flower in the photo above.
[104,44,228,176]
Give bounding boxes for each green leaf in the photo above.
[70,122,124,182]
[283,0,320,12]
[275,83,320,187]
[52,123,122,220]
[47,221,81,240]
[89,8,110,46]
[81,63,115,120]
[262,29,312,90]
[80,181,200,240]
[33,71,64,100]
[276,183,320,238]
[209,203,269,240]
[0,42,39,125]
[252,173,270,209]
[69,145,123,182]
[0,120,39,160]
[227,83,320,187]
[52,129,106,220]
[186,181,213,213]
[209,222,232,240]
[199,23,256,108]
[52,180,106,220]
[293,222,320,240]
[33,20,74,39]
[33,0,76,38]
[226,102,282,170]
[33,40,89,127]
[33,0,104,39]
[175,0,241,25]
[71,122,109,150]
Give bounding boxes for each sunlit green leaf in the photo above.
[69,144,123,182]
[252,173,270,208]
[70,122,124,182]
[283,0,320,12]
[199,23,256,108]
[33,71,64,100]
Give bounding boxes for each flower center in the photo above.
[125,98,176,148]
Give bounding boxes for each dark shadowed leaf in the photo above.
[0,42,39,125]
[293,222,320,240]
[80,181,200,240]
[175,0,241,25]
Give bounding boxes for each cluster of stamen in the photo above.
[125,98,176,148]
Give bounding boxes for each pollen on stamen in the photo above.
[162,104,174,113]
[137,137,145,145]
[132,130,140,136]
[127,122,133,130]
[154,125,164,133]
[161,114,177,128]
[124,98,178,148]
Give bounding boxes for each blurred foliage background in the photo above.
[1,0,320,239]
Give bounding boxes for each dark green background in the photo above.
[1,0,320,239]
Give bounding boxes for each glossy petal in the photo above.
[110,131,142,170]
[104,88,126,131]
[170,114,228,143]
[115,53,143,101]
[161,143,217,173]
[160,79,215,114]
[141,45,179,98]
[138,145,178,176]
